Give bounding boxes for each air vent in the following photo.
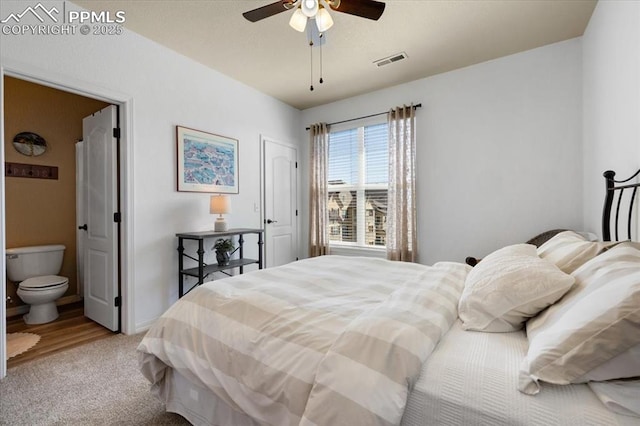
[374,52,408,67]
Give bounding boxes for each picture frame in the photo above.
[176,126,239,194]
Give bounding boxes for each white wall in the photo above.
[301,39,584,265]
[0,0,302,331]
[582,0,640,239]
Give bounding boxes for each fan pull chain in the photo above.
[309,39,314,91]
[319,33,324,84]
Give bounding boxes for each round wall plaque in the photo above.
[13,132,47,157]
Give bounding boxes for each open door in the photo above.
[82,105,119,331]
[263,137,298,267]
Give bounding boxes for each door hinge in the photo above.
[113,212,122,223]
[295,161,298,168]
[296,209,298,216]
[113,128,121,138]
[114,296,121,307]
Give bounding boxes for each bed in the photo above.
[138,169,640,426]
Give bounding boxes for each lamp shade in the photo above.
[315,6,333,32]
[210,195,230,215]
[301,0,318,17]
[289,8,307,32]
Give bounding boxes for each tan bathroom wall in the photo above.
[4,76,110,309]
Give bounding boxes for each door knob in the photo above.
[78,224,88,231]
[266,219,278,224]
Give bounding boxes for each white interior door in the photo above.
[82,105,119,331]
[263,138,298,267]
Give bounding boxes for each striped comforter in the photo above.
[138,255,470,426]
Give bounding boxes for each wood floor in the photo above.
[6,303,116,368]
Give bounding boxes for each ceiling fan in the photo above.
[243,0,386,31]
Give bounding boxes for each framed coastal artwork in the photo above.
[176,126,239,194]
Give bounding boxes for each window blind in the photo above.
[328,122,388,248]
[364,123,388,185]
[328,128,358,185]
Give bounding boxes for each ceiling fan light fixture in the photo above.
[315,6,333,32]
[289,8,307,32]
[301,0,319,17]
[326,0,341,10]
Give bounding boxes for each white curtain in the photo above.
[309,123,330,257]
[387,105,417,262]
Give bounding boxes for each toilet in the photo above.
[6,245,69,325]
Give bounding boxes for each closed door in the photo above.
[82,105,119,331]
[263,137,298,267]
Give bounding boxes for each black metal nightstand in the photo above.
[176,228,264,297]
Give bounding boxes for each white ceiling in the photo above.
[72,0,597,110]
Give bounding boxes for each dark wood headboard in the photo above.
[602,169,640,241]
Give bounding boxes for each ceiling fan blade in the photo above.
[330,0,385,21]
[242,1,295,23]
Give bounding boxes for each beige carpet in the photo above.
[0,332,190,425]
[6,333,41,359]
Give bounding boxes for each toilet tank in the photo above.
[5,245,66,282]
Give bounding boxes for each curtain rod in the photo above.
[305,103,422,131]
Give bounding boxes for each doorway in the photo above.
[3,77,119,347]
[0,66,133,379]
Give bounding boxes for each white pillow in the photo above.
[536,230,612,274]
[519,244,640,395]
[458,244,575,332]
[583,343,640,382]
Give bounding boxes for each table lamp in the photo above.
[210,195,230,231]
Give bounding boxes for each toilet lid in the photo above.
[20,275,68,290]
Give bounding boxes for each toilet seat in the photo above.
[19,275,69,291]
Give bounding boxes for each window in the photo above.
[327,121,388,248]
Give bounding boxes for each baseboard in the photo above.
[134,318,158,334]
[6,294,83,318]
